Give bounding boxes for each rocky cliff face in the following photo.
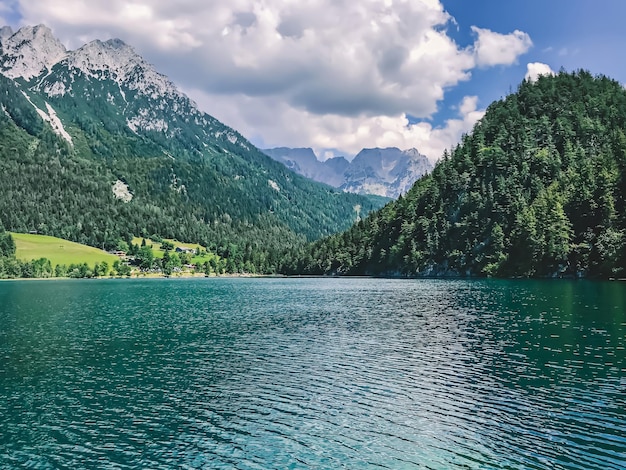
[262,147,349,187]
[0,25,67,80]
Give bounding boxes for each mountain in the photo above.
[343,147,433,197]
[263,146,433,198]
[0,25,67,80]
[262,147,349,187]
[0,25,385,272]
[281,71,626,279]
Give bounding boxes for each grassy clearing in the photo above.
[132,237,219,265]
[12,232,119,267]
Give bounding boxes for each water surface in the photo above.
[0,278,624,469]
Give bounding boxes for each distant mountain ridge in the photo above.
[0,24,385,273]
[263,146,433,198]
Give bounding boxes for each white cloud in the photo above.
[472,26,532,67]
[14,0,527,160]
[557,47,579,57]
[189,89,484,162]
[525,62,555,82]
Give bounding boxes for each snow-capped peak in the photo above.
[0,24,67,80]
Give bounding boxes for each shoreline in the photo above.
[1,273,623,282]
[0,272,284,281]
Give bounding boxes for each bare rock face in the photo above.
[264,147,433,198]
[0,24,67,80]
[263,148,349,188]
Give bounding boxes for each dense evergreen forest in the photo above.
[0,72,384,274]
[281,72,626,278]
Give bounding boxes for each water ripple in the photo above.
[0,278,625,469]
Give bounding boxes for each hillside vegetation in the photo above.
[12,232,118,267]
[282,72,626,278]
[1,230,222,278]
[0,73,377,270]
[0,27,385,275]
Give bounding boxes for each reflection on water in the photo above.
[0,278,624,469]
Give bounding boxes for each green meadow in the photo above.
[12,233,119,267]
[132,237,218,265]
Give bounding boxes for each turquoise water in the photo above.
[0,278,624,469]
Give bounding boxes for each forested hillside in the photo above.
[282,72,626,278]
[0,26,384,273]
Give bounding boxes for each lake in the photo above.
[0,278,624,469]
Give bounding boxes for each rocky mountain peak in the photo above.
[264,147,319,164]
[63,35,180,100]
[68,38,141,77]
[352,147,409,166]
[104,38,128,50]
[0,24,181,102]
[264,146,433,198]
[0,24,67,80]
[403,148,422,158]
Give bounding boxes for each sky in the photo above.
[1,0,626,162]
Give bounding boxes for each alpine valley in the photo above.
[0,25,386,273]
